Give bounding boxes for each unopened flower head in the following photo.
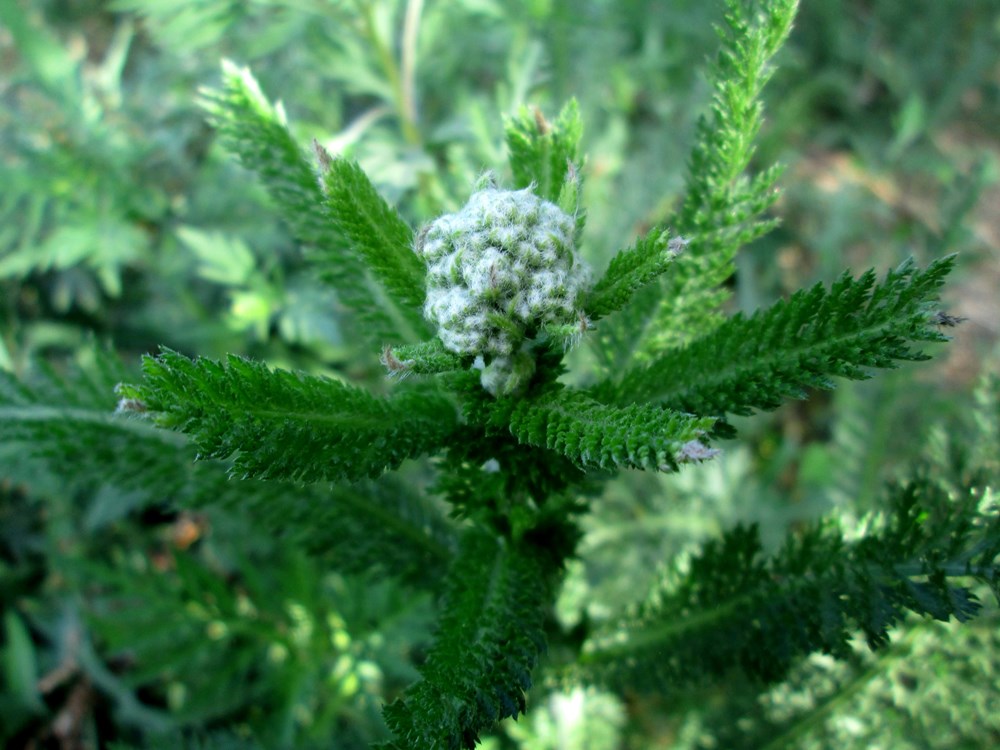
[417,183,590,360]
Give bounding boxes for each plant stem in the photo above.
[401,0,423,133]
[355,0,422,147]
[352,0,444,214]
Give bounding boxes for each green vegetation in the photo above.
[2,0,998,748]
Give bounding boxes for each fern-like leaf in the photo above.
[379,528,553,750]
[381,339,467,378]
[0,352,193,492]
[201,61,427,345]
[118,349,458,483]
[499,388,717,472]
[598,0,796,364]
[597,256,954,417]
[314,146,429,336]
[572,474,999,692]
[504,99,583,204]
[585,231,687,321]
[0,352,455,581]
[224,475,457,582]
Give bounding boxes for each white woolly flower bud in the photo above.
[417,182,590,394]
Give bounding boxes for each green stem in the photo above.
[353,0,443,214]
[354,0,421,147]
[400,0,423,133]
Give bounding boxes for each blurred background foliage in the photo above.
[1,0,998,747]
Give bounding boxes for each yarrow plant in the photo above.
[2,0,997,748]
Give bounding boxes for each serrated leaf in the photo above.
[505,99,583,204]
[0,350,455,582]
[598,256,955,416]
[585,230,687,321]
[503,388,716,472]
[599,0,796,365]
[121,349,458,483]
[381,528,552,749]
[315,150,430,340]
[201,61,425,346]
[573,473,1000,692]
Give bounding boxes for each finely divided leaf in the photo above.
[381,338,466,378]
[201,61,427,345]
[505,99,583,204]
[0,353,455,581]
[505,388,716,472]
[574,475,999,692]
[598,0,796,364]
[585,231,687,321]
[600,256,955,416]
[315,149,430,338]
[0,351,194,496]
[121,349,457,483]
[380,528,552,749]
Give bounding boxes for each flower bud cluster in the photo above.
[417,184,589,363]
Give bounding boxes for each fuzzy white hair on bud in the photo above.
[417,183,591,394]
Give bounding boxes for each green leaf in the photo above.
[0,350,455,581]
[0,1,78,100]
[176,226,256,286]
[380,528,553,749]
[573,474,999,692]
[2,611,45,715]
[598,256,955,417]
[598,0,796,365]
[314,147,430,340]
[504,99,583,204]
[201,61,426,346]
[381,339,466,378]
[502,387,716,472]
[584,230,687,321]
[121,349,458,483]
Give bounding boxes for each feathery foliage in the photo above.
[87,537,429,745]
[650,0,795,343]
[572,475,999,691]
[0,349,190,496]
[118,349,457,483]
[313,146,429,337]
[596,255,955,415]
[381,339,467,378]
[584,231,687,322]
[4,0,992,748]
[380,528,555,750]
[0,350,455,582]
[504,100,583,205]
[595,0,795,366]
[503,387,716,472]
[201,61,428,347]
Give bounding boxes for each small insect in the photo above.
[380,345,414,379]
[931,311,967,328]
